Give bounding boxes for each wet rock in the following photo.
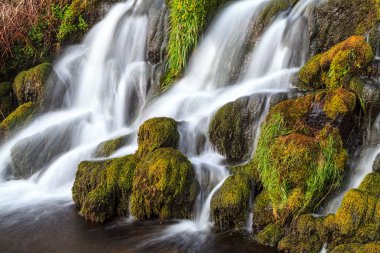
[0,102,37,140]
[146,0,168,64]
[95,135,130,158]
[72,155,137,222]
[211,173,251,231]
[308,0,378,57]
[136,117,179,158]
[130,148,199,220]
[208,95,266,164]
[13,63,52,105]
[10,123,74,179]
[0,82,17,121]
[373,153,380,173]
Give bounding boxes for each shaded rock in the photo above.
[136,117,179,158]
[0,82,17,121]
[252,190,275,230]
[256,223,285,247]
[72,155,137,222]
[308,0,378,57]
[373,153,380,173]
[13,63,52,104]
[211,173,251,231]
[209,95,266,164]
[10,123,74,179]
[130,148,199,220]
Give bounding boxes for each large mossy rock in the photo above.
[72,155,137,223]
[308,0,379,56]
[211,173,251,231]
[0,82,17,121]
[136,117,179,158]
[209,95,265,164]
[130,147,199,220]
[279,172,380,253]
[13,63,51,105]
[298,36,374,90]
[0,102,37,140]
[330,242,380,253]
[254,92,350,223]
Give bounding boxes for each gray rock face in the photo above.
[373,153,380,173]
[308,0,376,57]
[209,94,266,164]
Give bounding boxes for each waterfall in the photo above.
[0,0,317,241]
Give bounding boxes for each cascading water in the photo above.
[0,0,319,251]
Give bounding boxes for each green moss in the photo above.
[278,234,322,253]
[298,36,374,90]
[330,242,380,253]
[136,117,179,158]
[257,0,299,31]
[162,0,230,89]
[0,102,37,139]
[95,135,128,158]
[256,223,285,247]
[325,89,356,118]
[254,93,348,221]
[359,173,380,197]
[211,173,250,231]
[13,63,52,104]
[130,148,199,220]
[252,191,275,229]
[72,155,137,222]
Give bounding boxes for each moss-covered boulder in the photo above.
[209,95,265,164]
[136,117,179,158]
[254,93,349,222]
[252,190,276,230]
[330,242,380,253]
[298,36,374,90]
[0,102,37,139]
[308,0,379,56]
[95,135,129,158]
[279,173,380,253]
[130,147,199,221]
[13,63,52,105]
[211,173,251,231]
[72,155,137,222]
[0,82,17,121]
[256,223,285,247]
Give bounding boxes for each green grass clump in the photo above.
[162,0,230,90]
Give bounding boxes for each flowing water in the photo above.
[0,0,319,252]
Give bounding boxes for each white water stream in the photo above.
[0,0,318,240]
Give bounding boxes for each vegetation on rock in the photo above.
[0,82,17,121]
[130,147,199,220]
[72,155,137,222]
[95,135,129,158]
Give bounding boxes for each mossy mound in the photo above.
[256,223,285,247]
[279,173,380,253]
[162,0,231,89]
[0,102,37,139]
[13,63,52,104]
[252,190,276,229]
[254,92,349,222]
[322,87,357,120]
[136,117,179,158]
[298,36,374,90]
[95,135,129,158]
[211,173,251,231]
[0,82,17,121]
[308,0,379,56]
[208,95,265,164]
[330,242,380,253]
[130,148,199,221]
[72,155,137,222]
